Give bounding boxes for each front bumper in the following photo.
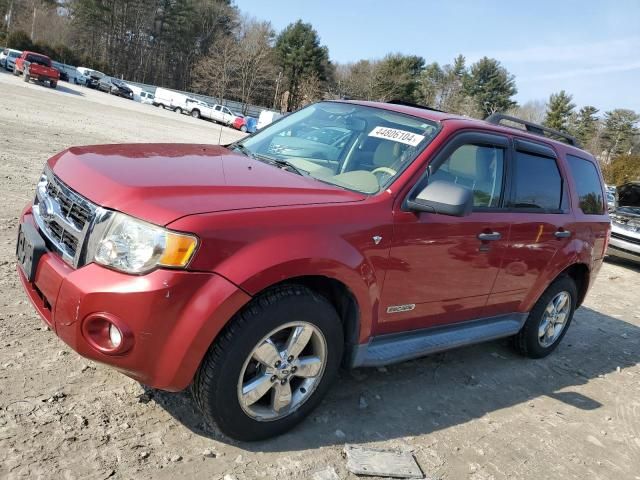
[18,210,251,390]
[608,223,640,263]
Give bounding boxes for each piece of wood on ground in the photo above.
[312,466,341,480]
[343,445,424,479]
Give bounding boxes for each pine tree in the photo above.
[572,105,599,148]
[275,20,330,111]
[372,53,424,103]
[601,109,640,162]
[543,91,576,132]
[463,57,517,118]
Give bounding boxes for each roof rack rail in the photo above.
[387,99,447,113]
[485,113,579,147]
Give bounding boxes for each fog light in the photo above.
[109,323,122,347]
[82,313,133,354]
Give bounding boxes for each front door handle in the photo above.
[554,230,571,239]
[477,232,502,241]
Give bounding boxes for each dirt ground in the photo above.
[1,70,639,480]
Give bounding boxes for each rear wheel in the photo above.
[192,285,343,441]
[513,276,577,358]
[174,107,183,114]
[50,81,57,89]
[191,109,200,119]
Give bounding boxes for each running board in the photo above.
[350,313,528,368]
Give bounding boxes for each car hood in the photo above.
[48,143,365,225]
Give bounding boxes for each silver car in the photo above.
[608,182,640,263]
[1,49,22,71]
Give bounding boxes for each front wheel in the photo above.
[513,276,577,358]
[192,285,343,441]
[50,81,57,89]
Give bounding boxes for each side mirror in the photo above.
[406,180,473,217]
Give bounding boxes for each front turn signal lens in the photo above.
[159,232,198,268]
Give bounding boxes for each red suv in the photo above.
[16,101,610,440]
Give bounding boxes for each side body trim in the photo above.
[350,313,528,367]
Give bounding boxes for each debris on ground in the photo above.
[312,466,341,480]
[344,445,424,479]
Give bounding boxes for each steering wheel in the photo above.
[371,166,397,177]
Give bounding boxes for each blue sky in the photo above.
[235,0,640,113]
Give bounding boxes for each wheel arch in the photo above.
[561,262,590,307]
[258,275,362,366]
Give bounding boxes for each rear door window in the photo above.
[566,155,604,214]
[509,151,564,211]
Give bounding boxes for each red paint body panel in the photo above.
[19,210,250,391]
[49,144,364,225]
[16,100,610,391]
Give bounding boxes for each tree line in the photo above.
[1,1,638,183]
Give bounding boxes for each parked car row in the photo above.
[2,47,278,133]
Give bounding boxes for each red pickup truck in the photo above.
[16,100,609,440]
[14,51,59,88]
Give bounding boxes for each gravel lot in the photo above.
[1,70,639,480]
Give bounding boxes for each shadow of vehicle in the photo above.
[52,84,84,97]
[147,306,639,450]
[604,255,640,273]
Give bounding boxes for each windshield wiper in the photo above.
[230,144,306,176]
[230,143,255,159]
[265,157,307,176]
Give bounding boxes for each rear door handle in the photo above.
[554,230,571,239]
[477,232,502,241]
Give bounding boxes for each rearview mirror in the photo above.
[406,180,473,217]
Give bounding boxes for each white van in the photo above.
[153,87,193,113]
[257,110,283,130]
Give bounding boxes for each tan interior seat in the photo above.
[372,141,403,169]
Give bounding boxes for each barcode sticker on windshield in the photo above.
[368,126,425,146]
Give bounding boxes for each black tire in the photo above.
[174,107,183,114]
[513,276,577,358]
[192,285,343,441]
[50,81,57,89]
[191,109,200,119]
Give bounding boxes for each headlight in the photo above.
[92,212,197,274]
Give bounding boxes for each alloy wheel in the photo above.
[237,322,327,421]
[538,291,571,347]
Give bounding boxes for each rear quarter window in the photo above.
[566,155,605,214]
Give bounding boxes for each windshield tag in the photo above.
[368,126,425,146]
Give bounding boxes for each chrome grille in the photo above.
[33,169,98,267]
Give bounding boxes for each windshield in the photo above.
[9,52,20,58]
[238,102,439,194]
